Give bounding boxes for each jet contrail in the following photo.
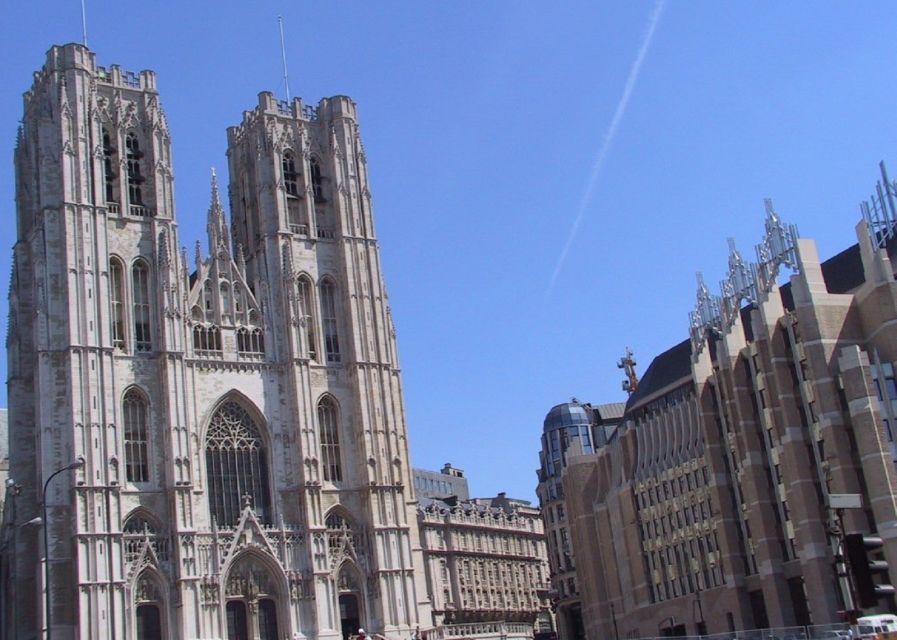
[547,0,667,293]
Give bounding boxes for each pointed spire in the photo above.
[157,228,170,268]
[194,240,203,273]
[207,168,230,255]
[236,244,247,279]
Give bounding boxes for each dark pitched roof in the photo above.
[822,243,864,294]
[780,243,863,310]
[625,339,691,411]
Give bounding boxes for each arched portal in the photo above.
[337,562,365,640]
[224,553,285,640]
[132,569,167,640]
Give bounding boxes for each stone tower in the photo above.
[4,43,430,640]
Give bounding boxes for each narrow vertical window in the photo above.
[126,132,144,208]
[282,150,299,197]
[110,258,126,350]
[320,279,340,363]
[132,260,152,352]
[297,276,317,360]
[310,157,325,203]
[123,389,149,483]
[102,128,118,204]
[318,396,342,482]
[220,282,232,324]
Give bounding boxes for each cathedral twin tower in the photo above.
[5,43,431,639]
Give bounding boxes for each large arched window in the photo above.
[125,131,144,207]
[320,279,340,363]
[205,399,271,526]
[132,260,152,352]
[123,388,150,483]
[318,396,342,483]
[110,258,126,350]
[297,276,317,360]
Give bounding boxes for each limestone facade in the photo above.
[561,193,897,639]
[417,493,551,636]
[3,43,431,640]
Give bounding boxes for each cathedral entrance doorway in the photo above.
[225,554,283,640]
[339,593,360,640]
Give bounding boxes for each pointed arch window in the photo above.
[318,396,342,483]
[193,324,222,354]
[234,285,246,325]
[205,400,271,526]
[125,131,144,207]
[102,127,118,204]
[310,157,325,203]
[123,388,150,483]
[297,276,317,360]
[132,260,152,352]
[236,327,265,356]
[320,279,341,363]
[220,282,232,324]
[282,150,299,197]
[110,258,126,350]
[123,512,168,563]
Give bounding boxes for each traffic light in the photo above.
[845,533,896,609]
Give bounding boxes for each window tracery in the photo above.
[297,276,317,360]
[123,388,149,483]
[110,258,126,350]
[320,279,340,363]
[205,400,271,526]
[125,131,144,208]
[318,397,342,482]
[132,260,152,352]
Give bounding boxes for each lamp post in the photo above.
[41,460,83,640]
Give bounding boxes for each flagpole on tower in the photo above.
[278,15,291,102]
[80,0,88,46]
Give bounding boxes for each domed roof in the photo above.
[543,402,590,431]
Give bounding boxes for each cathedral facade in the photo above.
[3,43,431,639]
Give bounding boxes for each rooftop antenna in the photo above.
[80,0,88,46]
[278,15,291,102]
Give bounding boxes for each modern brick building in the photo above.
[561,185,897,639]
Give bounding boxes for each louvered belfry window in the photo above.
[205,400,271,526]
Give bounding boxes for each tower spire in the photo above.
[207,168,230,254]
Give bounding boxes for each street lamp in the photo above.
[42,459,83,640]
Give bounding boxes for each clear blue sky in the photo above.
[2,2,896,502]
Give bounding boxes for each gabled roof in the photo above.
[625,339,691,412]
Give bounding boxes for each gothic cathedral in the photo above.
[4,43,432,639]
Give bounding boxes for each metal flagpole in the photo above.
[278,16,291,102]
[80,0,88,46]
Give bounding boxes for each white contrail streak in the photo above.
[547,0,666,293]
